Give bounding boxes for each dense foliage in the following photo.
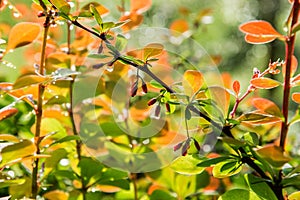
[0,0,300,199]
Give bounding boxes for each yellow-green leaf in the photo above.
[0,134,20,143]
[13,75,49,89]
[51,0,70,14]
[0,140,36,168]
[183,70,204,97]
[170,155,204,175]
[6,22,41,51]
[288,191,300,200]
[250,77,281,89]
[255,144,290,168]
[212,161,242,178]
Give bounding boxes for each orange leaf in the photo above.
[6,22,41,51]
[0,82,13,91]
[239,20,282,37]
[252,98,282,117]
[183,70,204,96]
[292,92,300,104]
[250,77,281,89]
[232,80,240,96]
[0,108,18,121]
[256,144,290,167]
[130,0,152,13]
[119,12,143,32]
[143,43,164,60]
[244,34,277,44]
[170,19,189,36]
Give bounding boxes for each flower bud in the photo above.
[131,82,138,97]
[147,98,157,106]
[142,82,148,93]
[165,103,171,113]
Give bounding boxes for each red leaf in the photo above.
[239,20,282,36]
[292,92,300,104]
[232,80,240,96]
[250,77,281,89]
[244,34,277,44]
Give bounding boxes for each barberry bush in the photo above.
[0,0,300,199]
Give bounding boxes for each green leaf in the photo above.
[90,4,103,27]
[0,179,26,188]
[218,189,261,200]
[220,137,245,147]
[0,140,36,168]
[102,22,115,32]
[242,132,259,146]
[51,0,71,14]
[212,161,242,178]
[78,157,104,186]
[88,54,110,59]
[13,75,49,89]
[150,80,164,88]
[281,174,300,187]
[250,77,281,89]
[245,174,277,200]
[150,190,177,200]
[197,156,233,167]
[220,161,238,172]
[45,95,68,105]
[6,22,41,51]
[115,34,127,52]
[98,179,130,190]
[44,148,68,178]
[292,22,300,34]
[170,155,205,175]
[51,135,81,146]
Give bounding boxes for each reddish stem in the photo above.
[280,0,299,150]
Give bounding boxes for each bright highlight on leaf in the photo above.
[183,70,204,96]
[239,20,284,44]
[6,22,41,51]
[250,77,281,89]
